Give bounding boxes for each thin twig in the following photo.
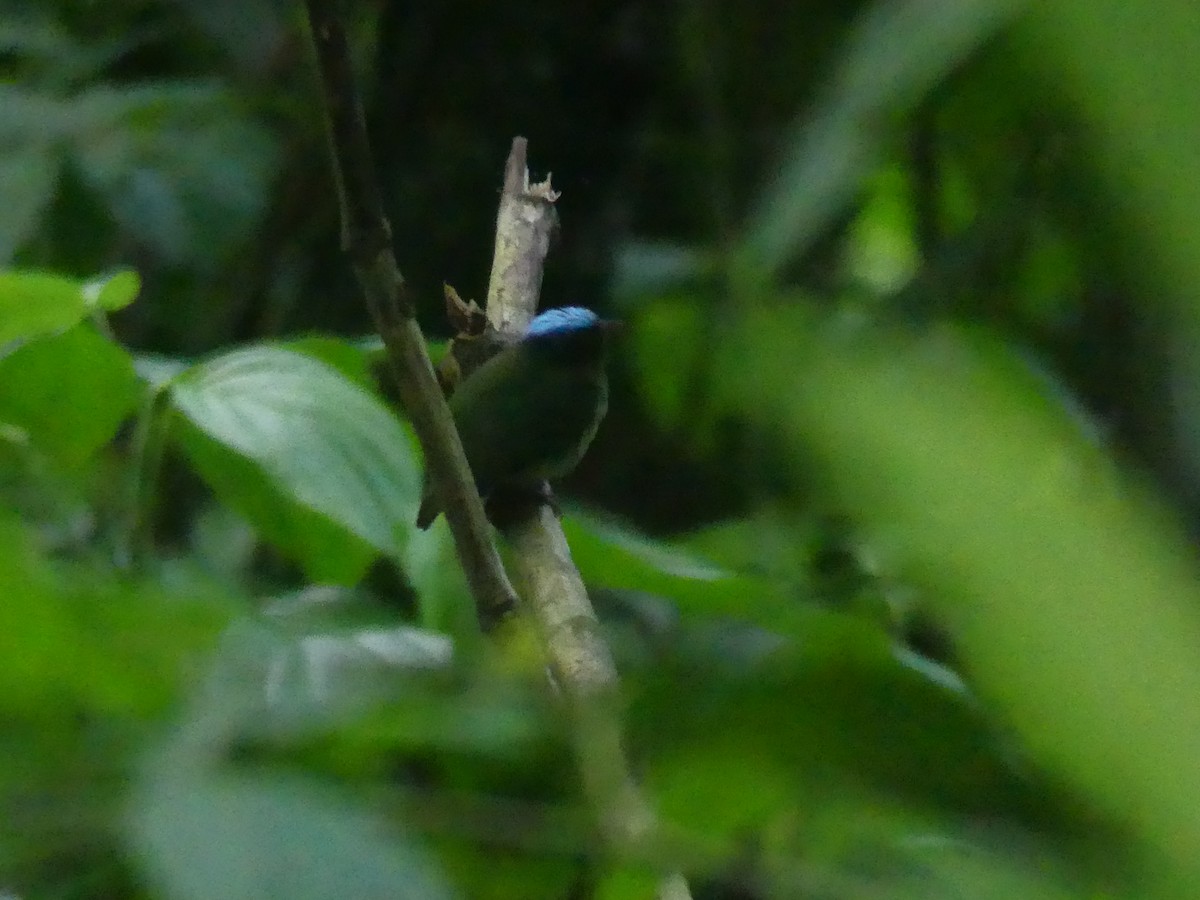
[303,0,517,629]
[486,137,693,900]
[115,389,170,571]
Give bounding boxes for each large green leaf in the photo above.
[0,322,141,466]
[175,419,376,585]
[284,335,376,389]
[564,510,810,634]
[1025,1,1200,321]
[634,621,1034,817]
[170,346,420,561]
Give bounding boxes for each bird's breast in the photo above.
[529,374,608,481]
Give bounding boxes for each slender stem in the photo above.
[116,389,169,571]
[303,0,517,629]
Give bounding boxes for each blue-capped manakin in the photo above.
[416,306,620,529]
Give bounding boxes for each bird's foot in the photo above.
[486,481,557,530]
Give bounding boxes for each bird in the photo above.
[415,306,620,529]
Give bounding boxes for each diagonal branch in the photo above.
[303,0,517,630]
[486,137,693,900]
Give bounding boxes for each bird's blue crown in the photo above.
[524,306,600,340]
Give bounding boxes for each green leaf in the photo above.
[0,268,140,347]
[128,768,456,900]
[176,418,376,585]
[634,621,1045,845]
[736,0,1023,283]
[564,510,808,634]
[843,164,920,293]
[0,512,228,715]
[84,268,141,312]
[0,322,141,466]
[563,509,982,771]
[594,867,663,900]
[200,615,544,758]
[1025,1,1200,323]
[134,352,191,391]
[170,346,420,560]
[569,510,732,581]
[403,522,474,638]
[285,336,376,389]
[0,270,86,346]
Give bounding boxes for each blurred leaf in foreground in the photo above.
[129,766,456,900]
[737,0,1025,281]
[725,305,1200,890]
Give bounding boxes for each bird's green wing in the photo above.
[416,345,606,527]
[450,347,605,495]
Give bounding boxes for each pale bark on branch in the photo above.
[486,138,692,900]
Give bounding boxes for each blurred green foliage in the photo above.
[4,0,1200,897]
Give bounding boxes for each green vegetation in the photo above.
[4,0,1200,897]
